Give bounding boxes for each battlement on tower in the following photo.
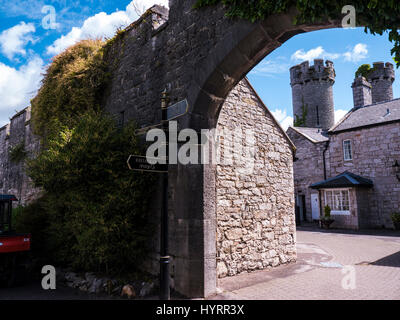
[290,59,335,86]
[367,62,395,81]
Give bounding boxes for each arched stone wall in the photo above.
[102,1,340,298]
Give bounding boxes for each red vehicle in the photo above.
[0,195,31,286]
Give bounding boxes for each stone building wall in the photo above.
[328,123,400,228]
[286,128,328,221]
[0,106,41,205]
[215,79,296,278]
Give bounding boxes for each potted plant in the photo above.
[391,212,400,230]
[320,205,335,229]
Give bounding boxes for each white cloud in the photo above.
[343,43,368,62]
[250,60,289,77]
[271,109,293,131]
[291,44,368,64]
[0,22,36,60]
[335,109,348,124]
[291,46,340,62]
[46,0,169,56]
[0,55,45,126]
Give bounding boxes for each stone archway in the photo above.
[167,1,340,298]
[102,0,341,298]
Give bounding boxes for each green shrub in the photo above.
[323,205,331,219]
[14,198,52,262]
[26,112,156,275]
[31,39,109,140]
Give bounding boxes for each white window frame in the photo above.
[343,140,352,161]
[323,188,351,215]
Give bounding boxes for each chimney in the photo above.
[367,62,395,103]
[352,76,372,108]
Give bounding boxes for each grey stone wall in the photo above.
[0,106,40,205]
[286,128,328,221]
[328,123,400,228]
[215,79,296,278]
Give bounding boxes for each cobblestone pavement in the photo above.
[212,228,400,300]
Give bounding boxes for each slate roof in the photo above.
[310,171,374,189]
[330,98,400,133]
[288,127,329,143]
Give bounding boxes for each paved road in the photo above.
[1,228,399,300]
[213,228,400,300]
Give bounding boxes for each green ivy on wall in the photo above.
[293,102,308,127]
[194,0,400,67]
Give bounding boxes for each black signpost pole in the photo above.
[160,89,170,300]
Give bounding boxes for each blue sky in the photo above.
[0,1,398,129]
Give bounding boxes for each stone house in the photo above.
[216,78,296,278]
[287,60,400,229]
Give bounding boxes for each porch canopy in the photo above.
[310,171,374,189]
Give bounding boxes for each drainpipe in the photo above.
[322,140,330,180]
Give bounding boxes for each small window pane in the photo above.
[325,190,350,212]
[343,140,352,161]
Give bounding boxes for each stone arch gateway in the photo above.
[102,0,340,298]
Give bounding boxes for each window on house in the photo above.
[324,189,350,214]
[343,140,352,161]
[316,105,320,126]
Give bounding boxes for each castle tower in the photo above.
[352,76,372,108]
[367,62,395,104]
[290,59,335,130]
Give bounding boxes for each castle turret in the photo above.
[352,76,372,108]
[290,59,335,130]
[367,62,395,104]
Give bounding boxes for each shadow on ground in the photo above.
[371,250,400,268]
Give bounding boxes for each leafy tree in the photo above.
[25,112,156,274]
[355,64,372,78]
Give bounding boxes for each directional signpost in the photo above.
[127,94,189,300]
[127,155,167,173]
[165,99,188,121]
